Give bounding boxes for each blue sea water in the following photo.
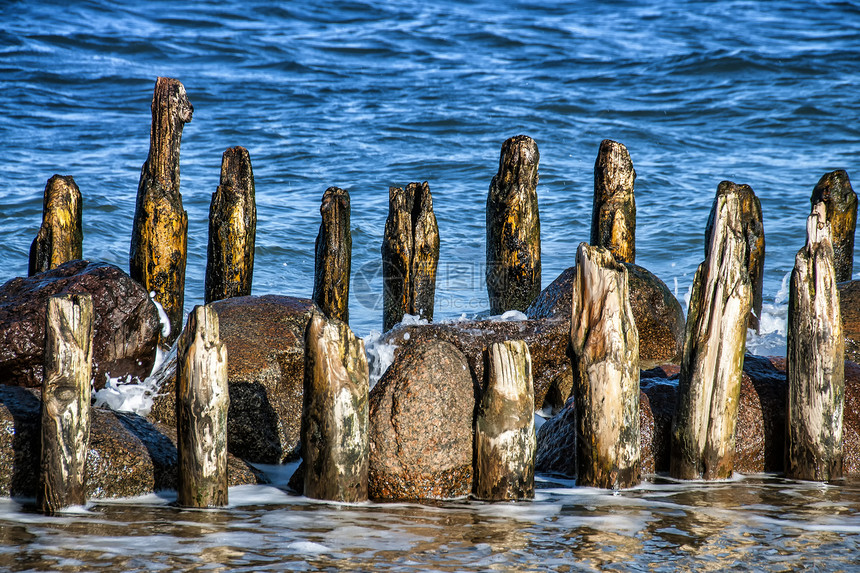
[1,1,860,570]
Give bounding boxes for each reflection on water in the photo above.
[1,474,858,572]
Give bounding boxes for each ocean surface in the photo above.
[2,0,860,570]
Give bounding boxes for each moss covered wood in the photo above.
[313,186,351,323]
[591,139,636,264]
[29,175,83,276]
[811,170,857,283]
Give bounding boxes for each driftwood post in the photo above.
[39,293,94,514]
[312,186,351,323]
[811,170,857,283]
[302,311,369,501]
[29,175,83,276]
[486,135,541,314]
[671,181,752,480]
[381,181,439,331]
[591,139,636,264]
[473,340,536,501]
[705,183,765,333]
[130,77,193,345]
[570,243,640,489]
[786,203,845,481]
[176,305,229,508]
[205,146,256,304]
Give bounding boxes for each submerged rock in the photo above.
[526,263,685,369]
[0,260,160,389]
[0,385,265,499]
[150,295,314,464]
[538,356,860,477]
[369,339,476,500]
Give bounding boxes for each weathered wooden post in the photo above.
[302,311,369,501]
[786,202,845,481]
[671,181,752,480]
[176,305,229,508]
[591,139,636,264]
[705,182,765,333]
[381,181,439,331]
[312,186,351,323]
[130,77,193,345]
[486,135,541,314]
[570,243,640,489]
[29,175,83,276]
[473,340,536,501]
[205,146,256,304]
[811,170,857,283]
[39,293,94,514]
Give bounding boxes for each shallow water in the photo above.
[2,468,860,572]
[2,0,860,569]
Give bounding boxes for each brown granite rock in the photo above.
[538,357,860,477]
[526,263,685,368]
[0,260,160,389]
[0,385,265,499]
[381,316,571,413]
[840,280,860,365]
[369,339,476,500]
[149,295,314,464]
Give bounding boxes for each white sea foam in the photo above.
[150,291,171,339]
[364,330,397,389]
[489,309,528,321]
[746,272,790,357]
[92,343,176,417]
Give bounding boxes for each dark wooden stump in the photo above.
[130,77,193,345]
[473,340,535,501]
[176,305,229,508]
[381,181,439,331]
[811,170,857,283]
[302,311,369,501]
[205,146,256,304]
[786,203,845,481]
[671,182,752,480]
[486,135,541,314]
[39,293,93,514]
[312,186,351,323]
[591,139,636,264]
[570,243,640,489]
[29,175,83,277]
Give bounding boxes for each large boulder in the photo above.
[526,263,685,368]
[0,260,160,388]
[369,339,476,500]
[537,356,860,477]
[381,316,571,414]
[0,385,265,498]
[149,295,314,464]
[840,280,860,365]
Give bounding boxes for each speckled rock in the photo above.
[382,317,571,414]
[369,339,477,500]
[0,260,160,389]
[537,357,860,477]
[149,295,314,464]
[840,280,860,365]
[0,385,265,499]
[526,263,685,368]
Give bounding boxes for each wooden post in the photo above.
[486,135,541,314]
[786,202,845,481]
[39,293,94,514]
[570,243,640,489]
[705,182,765,333]
[312,186,351,323]
[811,170,857,283]
[130,77,193,345]
[205,146,256,304]
[473,340,536,501]
[176,305,229,508]
[671,181,752,480]
[29,175,83,276]
[381,181,440,331]
[591,139,636,264]
[302,311,369,501]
